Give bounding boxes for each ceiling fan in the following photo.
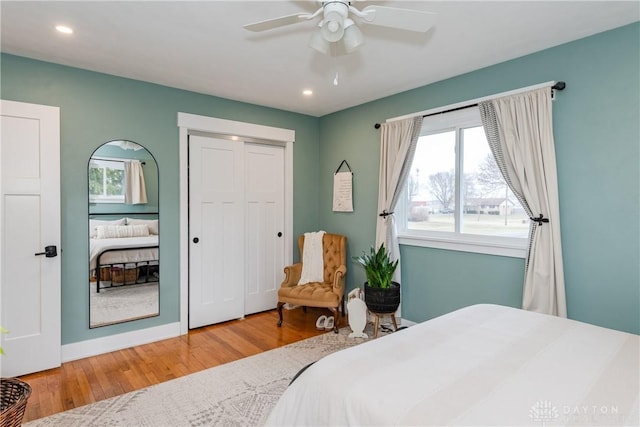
[243,1,436,55]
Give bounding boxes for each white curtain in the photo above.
[375,116,423,283]
[479,87,566,317]
[124,160,148,205]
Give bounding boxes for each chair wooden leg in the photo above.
[277,302,285,327]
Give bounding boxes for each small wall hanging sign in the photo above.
[333,160,353,212]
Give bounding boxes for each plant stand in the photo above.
[0,378,31,427]
[370,311,398,338]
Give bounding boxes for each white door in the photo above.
[189,135,245,328]
[0,100,61,377]
[244,143,284,314]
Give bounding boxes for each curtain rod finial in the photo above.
[374,123,381,129]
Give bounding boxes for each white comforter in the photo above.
[89,235,159,270]
[266,304,639,426]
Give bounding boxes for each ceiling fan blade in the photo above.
[360,5,436,32]
[244,12,314,32]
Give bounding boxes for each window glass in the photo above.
[399,106,528,257]
[461,127,529,237]
[89,159,125,203]
[407,130,455,233]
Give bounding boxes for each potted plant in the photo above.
[353,244,401,313]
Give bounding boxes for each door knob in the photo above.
[35,245,57,258]
[193,237,199,243]
[277,232,282,237]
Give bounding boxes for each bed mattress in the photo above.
[266,304,639,426]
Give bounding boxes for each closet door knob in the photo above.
[277,232,282,237]
[193,237,199,244]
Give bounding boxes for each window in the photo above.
[89,159,125,203]
[397,107,529,257]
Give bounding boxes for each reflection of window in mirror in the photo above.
[89,159,125,203]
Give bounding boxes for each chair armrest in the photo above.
[281,263,302,287]
[332,265,347,297]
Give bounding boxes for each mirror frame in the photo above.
[88,140,160,328]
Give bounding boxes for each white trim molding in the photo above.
[62,322,181,362]
[177,113,295,335]
[399,234,527,259]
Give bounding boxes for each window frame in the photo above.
[396,106,528,259]
[88,158,126,204]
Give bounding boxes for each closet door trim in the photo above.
[177,112,294,335]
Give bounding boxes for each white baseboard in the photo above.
[61,322,182,363]
[399,318,417,327]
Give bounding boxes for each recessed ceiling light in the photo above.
[55,25,74,34]
[302,89,313,96]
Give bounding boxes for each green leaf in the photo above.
[0,326,7,356]
[352,243,398,288]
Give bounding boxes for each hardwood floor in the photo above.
[19,307,335,423]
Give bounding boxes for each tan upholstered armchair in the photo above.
[277,233,347,333]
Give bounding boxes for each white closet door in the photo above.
[189,135,244,328]
[244,143,284,314]
[1,100,61,377]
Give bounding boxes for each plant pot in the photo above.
[364,281,400,313]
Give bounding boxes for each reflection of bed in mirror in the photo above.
[89,215,160,328]
[90,233,159,293]
[89,216,160,289]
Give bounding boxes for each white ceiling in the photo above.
[1,1,638,117]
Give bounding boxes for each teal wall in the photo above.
[0,54,321,344]
[320,23,639,334]
[1,23,638,345]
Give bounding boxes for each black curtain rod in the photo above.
[92,157,146,165]
[89,212,158,216]
[374,81,566,129]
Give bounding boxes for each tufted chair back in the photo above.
[298,233,346,285]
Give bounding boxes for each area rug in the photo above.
[89,281,159,328]
[25,325,386,426]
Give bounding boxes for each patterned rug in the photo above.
[26,325,385,426]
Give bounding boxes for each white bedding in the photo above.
[266,304,639,426]
[89,235,159,270]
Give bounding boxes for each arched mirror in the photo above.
[88,140,159,328]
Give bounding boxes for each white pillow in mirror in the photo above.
[89,218,126,238]
[96,224,149,239]
[126,218,159,235]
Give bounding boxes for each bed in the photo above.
[266,304,639,426]
[89,218,159,292]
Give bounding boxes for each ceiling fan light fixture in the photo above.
[309,24,330,54]
[243,0,439,56]
[342,18,363,53]
[321,10,344,42]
